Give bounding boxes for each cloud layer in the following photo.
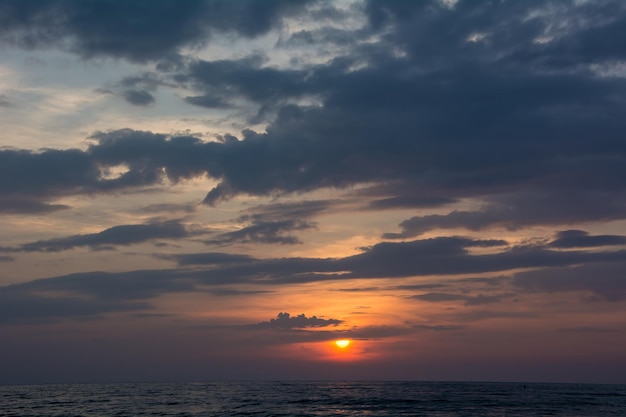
[2,0,626,383]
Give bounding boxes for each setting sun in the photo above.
[335,339,351,349]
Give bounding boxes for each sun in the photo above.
[335,339,351,349]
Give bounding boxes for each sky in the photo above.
[1,0,626,385]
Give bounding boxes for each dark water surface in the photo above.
[1,381,624,416]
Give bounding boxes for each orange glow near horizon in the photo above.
[271,339,373,363]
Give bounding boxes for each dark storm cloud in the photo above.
[1,0,625,216]
[0,0,312,61]
[502,4,626,70]
[549,230,626,248]
[0,147,99,208]
[363,0,626,70]
[254,312,343,329]
[173,54,319,123]
[2,220,190,252]
[86,129,213,187]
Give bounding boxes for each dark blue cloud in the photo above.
[1,220,191,252]
[122,90,155,106]
[1,1,625,225]
[0,0,312,61]
[2,236,623,323]
[549,230,626,248]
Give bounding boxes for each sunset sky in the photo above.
[1,0,626,384]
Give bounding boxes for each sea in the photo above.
[1,381,624,416]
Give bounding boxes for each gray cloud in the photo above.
[366,195,457,210]
[411,324,466,332]
[410,292,467,303]
[0,0,625,220]
[2,220,191,252]
[549,230,626,248]
[0,0,312,62]
[165,236,626,287]
[206,288,272,297]
[0,198,70,214]
[3,46,626,216]
[122,90,155,107]
[513,261,626,301]
[53,1,617,211]
[410,292,512,306]
[184,95,231,109]
[174,55,315,121]
[240,200,332,221]
[205,219,315,246]
[164,252,255,266]
[0,94,12,107]
[2,1,626,336]
[138,203,197,214]
[335,287,381,293]
[203,200,330,246]
[1,1,625,384]
[384,192,626,239]
[254,312,343,329]
[0,148,99,211]
[2,236,623,322]
[453,310,540,323]
[451,276,508,287]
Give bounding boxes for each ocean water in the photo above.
[1,381,624,416]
